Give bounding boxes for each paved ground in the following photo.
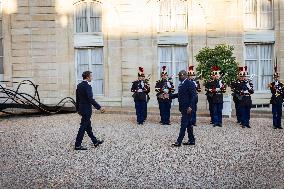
[0,113,283,188]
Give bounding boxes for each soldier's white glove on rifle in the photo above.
[167,82,171,88]
[246,82,251,90]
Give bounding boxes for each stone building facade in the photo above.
[1,0,284,108]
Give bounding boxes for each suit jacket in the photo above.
[170,79,196,113]
[76,81,101,115]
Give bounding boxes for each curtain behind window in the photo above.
[260,0,273,29]
[76,48,104,95]
[91,48,104,95]
[244,0,257,28]
[246,45,258,90]
[244,0,273,29]
[159,46,172,75]
[245,44,273,91]
[159,0,171,32]
[76,3,88,33]
[90,2,102,32]
[260,44,273,91]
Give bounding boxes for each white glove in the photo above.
[141,81,144,88]
[167,82,171,88]
[275,81,279,86]
[163,89,169,93]
[246,82,251,90]
[219,80,223,88]
[137,89,143,92]
[216,88,220,92]
[244,90,249,94]
[193,81,198,87]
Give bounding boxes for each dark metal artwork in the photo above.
[0,80,76,115]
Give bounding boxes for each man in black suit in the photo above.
[75,71,105,150]
[165,70,197,147]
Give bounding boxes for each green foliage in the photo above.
[195,44,239,86]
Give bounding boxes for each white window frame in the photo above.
[75,47,104,96]
[158,45,188,104]
[244,0,274,30]
[244,43,274,93]
[74,0,102,34]
[158,0,188,33]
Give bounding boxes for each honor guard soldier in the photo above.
[231,69,243,124]
[268,67,284,129]
[205,74,215,124]
[206,66,226,127]
[188,66,201,126]
[238,66,254,128]
[131,67,150,125]
[155,66,175,125]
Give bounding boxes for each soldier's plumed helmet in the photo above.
[138,67,145,77]
[188,65,195,76]
[161,66,168,76]
[211,66,221,76]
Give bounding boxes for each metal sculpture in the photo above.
[0,80,76,115]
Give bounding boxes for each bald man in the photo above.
[165,70,197,147]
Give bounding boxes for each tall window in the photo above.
[158,0,187,32]
[76,48,104,95]
[158,46,188,88]
[75,1,102,33]
[244,0,273,29]
[0,1,3,76]
[245,44,273,91]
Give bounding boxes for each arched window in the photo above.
[75,0,102,33]
[158,0,187,32]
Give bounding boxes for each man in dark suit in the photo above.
[165,70,197,147]
[75,71,105,150]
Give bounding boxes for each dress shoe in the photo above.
[172,142,181,147]
[75,146,87,150]
[182,142,195,145]
[273,126,278,129]
[213,124,217,127]
[279,127,283,129]
[246,125,251,128]
[94,140,104,147]
[241,125,245,128]
[210,121,213,124]
[193,124,197,126]
[165,122,171,125]
[217,124,222,127]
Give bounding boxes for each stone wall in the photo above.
[1,0,283,108]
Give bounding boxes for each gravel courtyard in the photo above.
[0,113,283,188]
